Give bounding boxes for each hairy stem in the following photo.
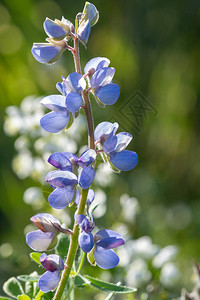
[53,31,95,300]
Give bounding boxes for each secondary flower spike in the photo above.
[95,121,138,171]
[38,253,64,292]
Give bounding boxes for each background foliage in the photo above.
[0,0,200,298]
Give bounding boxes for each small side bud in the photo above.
[30,213,60,233]
[77,19,91,45]
[82,2,99,27]
[87,246,96,266]
[31,41,66,64]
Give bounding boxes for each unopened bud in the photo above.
[43,17,74,41]
[31,41,66,64]
[82,2,99,27]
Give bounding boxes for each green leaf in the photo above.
[55,233,70,260]
[0,297,13,300]
[17,295,31,300]
[17,275,40,282]
[3,277,24,299]
[25,281,33,299]
[30,252,42,266]
[74,247,82,272]
[40,292,54,300]
[84,275,137,294]
[74,275,90,288]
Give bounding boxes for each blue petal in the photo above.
[64,72,86,93]
[77,19,91,44]
[38,270,60,292]
[90,67,115,89]
[46,170,77,188]
[94,246,119,269]
[40,111,70,133]
[40,253,64,272]
[102,135,118,154]
[96,83,120,105]
[43,18,68,39]
[94,121,119,142]
[76,214,94,232]
[78,165,95,189]
[48,152,72,171]
[110,150,138,171]
[77,149,96,168]
[84,57,110,74]
[26,230,54,251]
[78,231,94,253]
[31,43,62,64]
[95,229,125,249]
[65,92,83,113]
[40,95,67,112]
[74,189,81,205]
[87,189,95,205]
[48,186,75,209]
[30,213,60,233]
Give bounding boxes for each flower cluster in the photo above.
[24,1,139,295]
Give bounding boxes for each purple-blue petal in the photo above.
[40,253,64,272]
[48,186,75,209]
[95,229,125,249]
[90,67,115,89]
[38,270,60,292]
[74,189,81,205]
[84,57,110,74]
[40,95,67,112]
[40,111,70,133]
[102,135,118,154]
[78,231,94,253]
[30,213,60,233]
[26,230,54,251]
[43,18,68,39]
[64,72,86,93]
[48,152,72,171]
[65,92,83,113]
[77,149,96,168]
[78,165,95,189]
[78,19,91,44]
[87,189,95,205]
[109,150,138,171]
[96,83,120,105]
[46,170,77,188]
[94,246,119,269]
[31,43,62,64]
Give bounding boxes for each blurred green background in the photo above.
[0,0,200,298]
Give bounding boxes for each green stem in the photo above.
[53,28,95,300]
[77,252,86,275]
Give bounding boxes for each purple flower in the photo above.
[38,253,64,292]
[26,213,61,251]
[95,121,138,171]
[81,2,99,27]
[84,57,120,106]
[46,150,96,209]
[40,73,86,133]
[77,19,91,45]
[77,216,125,269]
[31,41,66,64]
[46,170,78,209]
[43,17,73,40]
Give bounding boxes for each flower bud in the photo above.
[43,17,70,40]
[82,2,99,27]
[77,19,91,45]
[30,213,60,233]
[31,41,66,64]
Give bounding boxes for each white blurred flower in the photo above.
[95,163,115,187]
[120,194,140,223]
[152,245,178,268]
[90,189,107,218]
[126,258,152,287]
[23,187,45,209]
[131,236,159,259]
[12,151,33,179]
[160,262,180,287]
